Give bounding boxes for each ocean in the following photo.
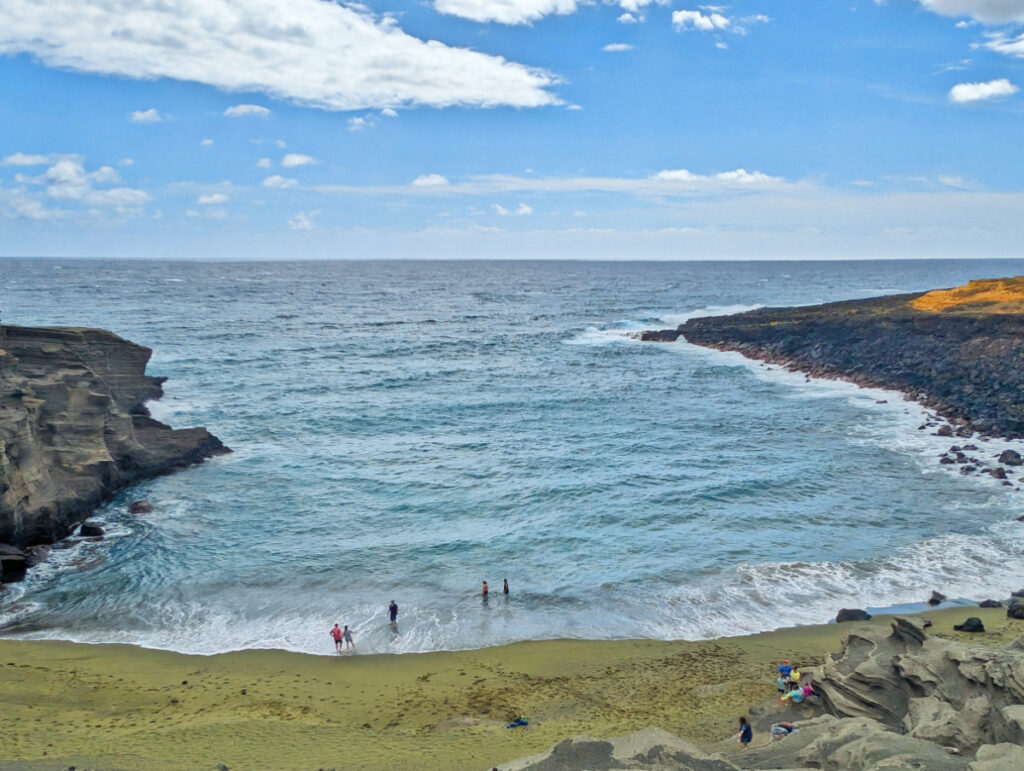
[2,258,1024,655]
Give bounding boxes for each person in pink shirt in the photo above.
[330,623,343,652]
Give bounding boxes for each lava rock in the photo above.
[1009,603,1024,620]
[992,467,1008,480]
[1012,588,1024,598]
[963,444,978,451]
[128,500,153,514]
[936,426,954,437]
[24,544,51,568]
[78,522,105,538]
[979,600,1003,608]
[953,617,985,632]
[928,591,946,606]
[999,450,1023,466]
[0,544,28,583]
[836,608,872,623]
[640,329,681,343]
[939,457,956,465]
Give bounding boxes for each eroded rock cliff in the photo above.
[0,324,227,566]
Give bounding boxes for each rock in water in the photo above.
[952,617,984,632]
[0,543,27,583]
[836,608,872,622]
[979,600,1003,608]
[998,450,1023,466]
[639,329,681,342]
[128,500,154,514]
[0,324,229,548]
[929,591,946,605]
[1007,602,1024,620]
[78,522,105,538]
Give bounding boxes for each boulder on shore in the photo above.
[128,500,154,514]
[952,617,984,632]
[639,329,682,343]
[0,543,27,583]
[979,600,1003,608]
[928,591,946,605]
[836,608,872,623]
[999,450,1023,466]
[78,522,105,538]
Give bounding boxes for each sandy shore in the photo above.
[0,606,1018,770]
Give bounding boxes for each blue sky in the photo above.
[1,0,1023,259]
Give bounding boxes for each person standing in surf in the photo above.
[482,580,489,597]
[503,578,509,595]
[388,600,399,625]
[343,624,355,651]
[330,623,343,652]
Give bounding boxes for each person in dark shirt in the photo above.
[738,716,753,749]
[388,600,398,624]
[503,578,509,595]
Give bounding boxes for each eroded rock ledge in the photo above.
[643,280,1024,437]
[0,324,228,571]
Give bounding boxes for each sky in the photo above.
[1,0,1024,260]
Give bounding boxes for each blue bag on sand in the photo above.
[506,717,529,728]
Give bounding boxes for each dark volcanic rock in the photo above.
[953,617,984,632]
[992,467,1008,479]
[1009,603,1024,620]
[78,522,105,538]
[928,591,946,605]
[979,599,1003,608]
[936,425,954,437]
[655,288,1024,437]
[639,329,681,343]
[0,543,27,583]
[999,449,1023,466]
[128,500,154,514]
[836,608,872,623]
[0,324,229,548]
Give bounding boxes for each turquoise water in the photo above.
[2,258,1024,654]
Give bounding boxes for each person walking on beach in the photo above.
[503,578,509,595]
[388,600,399,625]
[343,624,355,651]
[738,716,753,749]
[482,581,489,597]
[330,623,343,652]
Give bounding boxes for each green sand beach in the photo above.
[1,607,1017,770]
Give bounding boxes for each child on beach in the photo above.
[330,624,343,652]
[738,717,753,749]
[482,581,489,597]
[343,625,355,650]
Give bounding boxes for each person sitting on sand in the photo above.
[780,687,805,705]
[786,665,801,690]
[770,722,798,741]
[482,581,489,597]
[738,716,753,749]
[503,578,509,595]
[330,623,343,652]
[343,624,355,650]
[388,600,399,624]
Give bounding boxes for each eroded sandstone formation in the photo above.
[0,324,227,577]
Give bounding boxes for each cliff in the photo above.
[644,278,1024,437]
[0,324,227,577]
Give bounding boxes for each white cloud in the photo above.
[516,203,534,215]
[984,31,1024,57]
[224,104,271,118]
[617,12,641,23]
[652,168,783,185]
[672,9,731,31]
[275,139,287,148]
[603,43,634,52]
[3,152,52,166]
[288,210,321,231]
[17,157,152,211]
[119,158,135,166]
[130,108,164,123]
[948,77,1018,102]
[434,0,580,25]
[348,116,375,131]
[201,138,214,146]
[916,1,1024,23]
[0,0,559,110]
[257,158,273,168]
[412,173,450,187]
[281,153,317,168]
[381,108,399,117]
[197,193,229,205]
[263,175,299,188]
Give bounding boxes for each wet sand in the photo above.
[0,607,1018,770]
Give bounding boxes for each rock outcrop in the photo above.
[0,324,228,562]
[646,279,1024,437]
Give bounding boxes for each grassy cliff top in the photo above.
[910,276,1024,314]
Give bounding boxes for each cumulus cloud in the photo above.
[197,193,229,204]
[948,77,1019,101]
[617,12,641,23]
[435,0,669,25]
[201,138,214,146]
[4,156,151,218]
[281,153,317,168]
[263,175,298,188]
[0,0,559,110]
[3,152,52,165]
[224,104,271,118]
[348,116,376,131]
[984,32,1024,57]
[603,43,634,52]
[493,202,533,215]
[257,158,273,168]
[672,9,730,31]
[381,108,399,117]
[130,108,164,123]
[288,210,321,230]
[412,173,450,187]
[915,0,1024,23]
[651,168,782,185]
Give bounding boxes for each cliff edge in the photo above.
[0,323,228,576]
[643,277,1024,437]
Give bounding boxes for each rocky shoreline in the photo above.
[0,323,227,582]
[642,281,1024,439]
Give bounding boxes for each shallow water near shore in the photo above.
[3,258,1024,655]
